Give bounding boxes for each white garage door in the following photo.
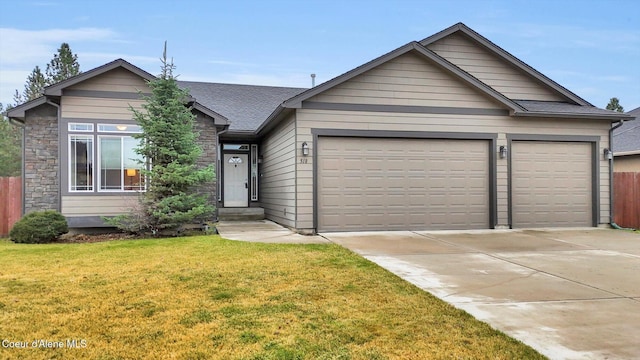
[511,141,592,228]
[317,137,490,232]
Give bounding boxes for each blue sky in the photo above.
[1,0,639,111]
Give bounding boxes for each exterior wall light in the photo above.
[499,145,508,159]
[302,142,309,156]
[604,148,613,160]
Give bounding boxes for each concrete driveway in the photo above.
[323,229,640,360]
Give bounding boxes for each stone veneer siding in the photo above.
[23,104,59,214]
[193,113,219,218]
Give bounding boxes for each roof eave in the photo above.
[220,129,260,141]
[420,23,593,107]
[255,105,290,136]
[191,101,229,126]
[513,111,635,121]
[5,96,49,122]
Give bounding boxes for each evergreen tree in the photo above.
[13,89,25,105]
[22,66,47,101]
[107,45,214,235]
[0,103,22,177]
[45,43,81,85]
[12,43,80,106]
[606,97,624,112]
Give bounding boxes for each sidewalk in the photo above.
[215,220,329,244]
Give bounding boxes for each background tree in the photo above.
[12,43,81,105]
[606,97,624,112]
[19,66,47,102]
[0,103,22,177]
[45,43,81,85]
[106,45,214,235]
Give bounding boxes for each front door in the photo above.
[223,153,249,207]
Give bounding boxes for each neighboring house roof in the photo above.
[179,81,306,132]
[613,107,640,155]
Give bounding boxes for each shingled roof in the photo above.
[178,81,306,132]
[613,107,640,154]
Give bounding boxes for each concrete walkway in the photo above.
[216,220,329,244]
[215,221,640,359]
[325,229,640,360]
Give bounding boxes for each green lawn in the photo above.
[0,236,545,359]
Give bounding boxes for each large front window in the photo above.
[99,136,145,191]
[68,122,145,193]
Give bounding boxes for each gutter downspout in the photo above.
[45,100,62,213]
[609,119,625,228]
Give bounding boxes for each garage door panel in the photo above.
[318,137,490,231]
[511,141,592,228]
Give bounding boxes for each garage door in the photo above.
[511,141,592,228]
[317,137,490,232]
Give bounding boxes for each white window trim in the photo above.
[97,124,143,133]
[251,144,258,201]
[68,134,95,192]
[68,123,94,132]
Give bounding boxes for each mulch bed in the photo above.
[57,232,141,243]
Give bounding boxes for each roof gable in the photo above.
[420,23,592,106]
[282,41,523,113]
[307,51,514,110]
[7,58,229,126]
[45,58,155,96]
[4,96,50,121]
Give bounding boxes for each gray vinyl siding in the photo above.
[61,195,137,216]
[260,114,297,227]
[297,110,610,229]
[61,97,145,120]
[426,32,566,102]
[65,67,149,93]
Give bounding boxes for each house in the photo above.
[613,107,640,172]
[7,23,633,233]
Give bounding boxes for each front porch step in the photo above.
[218,207,265,221]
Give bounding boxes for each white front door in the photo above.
[223,153,249,207]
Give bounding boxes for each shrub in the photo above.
[9,210,69,244]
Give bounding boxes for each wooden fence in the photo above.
[0,177,22,237]
[614,172,640,229]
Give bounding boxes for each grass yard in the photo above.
[0,236,544,359]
